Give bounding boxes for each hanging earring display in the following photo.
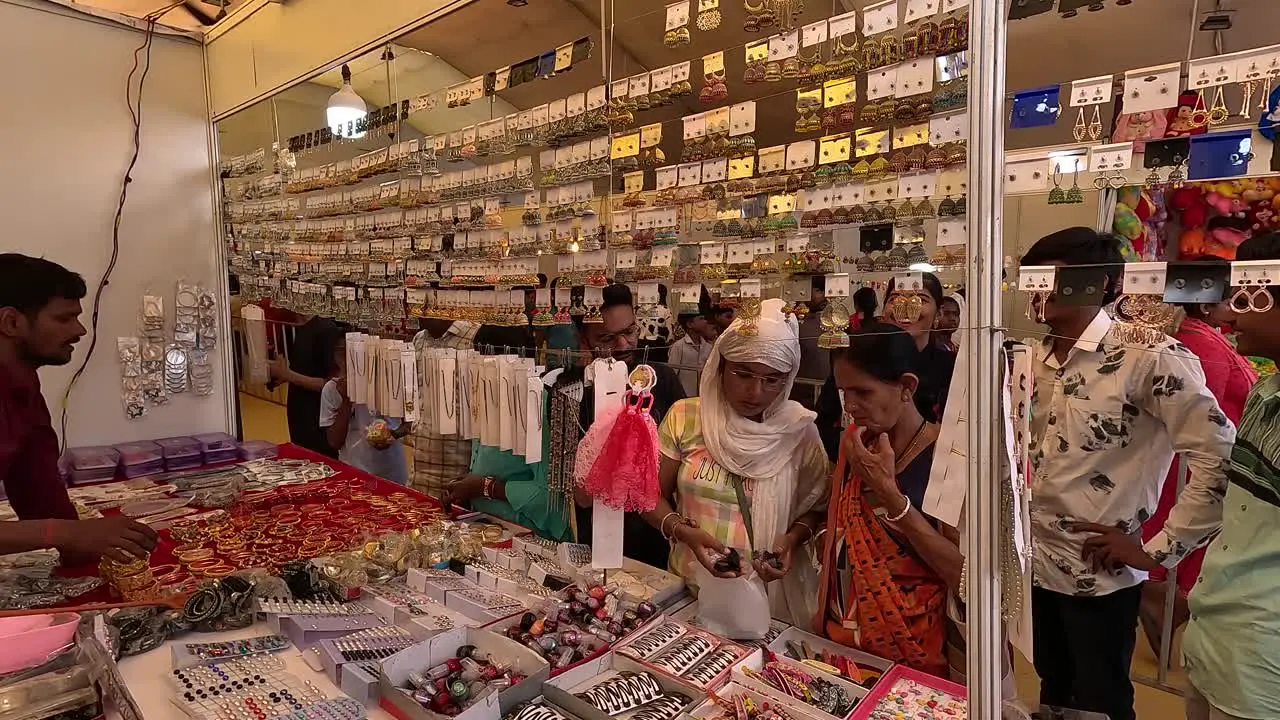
[695,0,721,30]
[1065,161,1085,204]
[1208,86,1230,126]
[1087,105,1103,140]
[1113,293,1175,344]
[1047,167,1065,205]
[1072,108,1087,142]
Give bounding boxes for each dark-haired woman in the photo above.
[883,273,956,422]
[813,323,961,678]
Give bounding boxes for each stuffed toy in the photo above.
[1164,91,1209,138]
[1112,186,1159,260]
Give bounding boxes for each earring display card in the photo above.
[1007,0,1054,19]
[861,0,898,36]
[866,65,899,101]
[1188,129,1253,180]
[1187,55,1239,89]
[1121,262,1168,297]
[1004,157,1049,193]
[1122,63,1182,114]
[1054,267,1109,307]
[929,111,968,145]
[1164,262,1229,303]
[1009,85,1062,129]
[1143,137,1190,168]
[894,57,935,98]
[860,224,895,253]
[1068,75,1112,107]
[1089,142,1135,171]
[904,0,939,23]
[937,217,967,246]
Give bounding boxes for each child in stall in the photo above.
[317,327,411,485]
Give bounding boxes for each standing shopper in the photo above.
[1020,228,1233,720]
[270,314,342,458]
[410,316,478,496]
[1183,232,1280,720]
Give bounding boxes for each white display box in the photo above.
[731,649,868,720]
[767,627,893,690]
[379,627,550,720]
[544,651,705,720]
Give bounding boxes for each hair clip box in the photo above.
[379,627,550,720]
[731,648,869,720]
[686,681,778,720]
[845,665,966,720]
[766,627,894,692]
[543,651,705,720]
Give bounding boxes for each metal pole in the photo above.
[966,0,1007,717]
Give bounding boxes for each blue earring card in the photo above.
[1188,129,1253,180]
[1009,85,1062,129]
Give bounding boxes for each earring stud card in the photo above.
[1053,266,1108,307]
[1121,63,1181,114]
[1143,138,1190,168]
[1163,262,1229,304]
[1009,86,1061,129]
[1188,129,1253,180]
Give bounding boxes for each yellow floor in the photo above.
[237,392,1189,717]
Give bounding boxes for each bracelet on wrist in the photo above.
[481,476,497,499]
[885,494,912,523]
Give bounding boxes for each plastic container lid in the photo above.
[192,432,238,453]
[65,446,120,472]
[112,441,162,466]
[155,436,201,458]
[238,440,278,460]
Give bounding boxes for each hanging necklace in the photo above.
[440,368,455,420]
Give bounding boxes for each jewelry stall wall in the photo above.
[0,0,232,446]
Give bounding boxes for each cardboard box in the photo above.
[575,558,685,607]
[847,665,966,720]
[340,662,383,706]
[731,649,869,720]
[611,617,750,690]
[379,627,550,720]
[686,682,782,720]
[768,627,894,690]
[544,651,705,720]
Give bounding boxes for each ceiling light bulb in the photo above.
[327,64,367,139]
[507,0,529,5]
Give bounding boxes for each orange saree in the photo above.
[812,424,948,677]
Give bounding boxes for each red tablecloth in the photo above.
[56,443,441,605]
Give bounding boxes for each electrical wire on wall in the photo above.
[58,0,187,449]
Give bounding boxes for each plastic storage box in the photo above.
[155,436,203,471]
[238,439,277,461]
[113,441,164,479]
[65,446,120,484]
[193,432,239,464]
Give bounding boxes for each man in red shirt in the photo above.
[0,254,156,562]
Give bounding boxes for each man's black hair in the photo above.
[852,286,878,320]
[1020,227,1124,305]
[572,283,633,330]
[0,254,87,315]
[475,324,537,358]
[811,275,827,292]
[677,312,702,329]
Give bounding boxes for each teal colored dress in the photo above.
[468,404,572,540]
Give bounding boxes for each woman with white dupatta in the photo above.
[643,298,831,630]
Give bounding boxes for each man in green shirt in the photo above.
[1183,231,1280,720]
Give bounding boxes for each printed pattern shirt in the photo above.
[1028,311,1234,597]
[1183,374,1280,718]
[410,321,478,496]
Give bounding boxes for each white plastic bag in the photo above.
[693,565,771,640]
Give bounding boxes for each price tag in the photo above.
[729,155,756,179]
[730,101,757,136]
[629,73,651,97]
[745,40,770,64]
[673,61,692,83]
[623,172,645,194]
[666,0,690,30]
[700,243,725,264]
[683,113,708,140]
[611,133,640,159]
[823,77,857,107]
[651,66,673,92]
[819,135,852,164]
[703,51,725,75]
[802,20,828,47]
[656,166,679,189]
[769,31,800,61]
[702,158,728,183]
[678,163,703,187]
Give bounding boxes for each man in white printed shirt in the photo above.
[1020,228,1234,720]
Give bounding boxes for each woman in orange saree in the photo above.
[812,323,963,678]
